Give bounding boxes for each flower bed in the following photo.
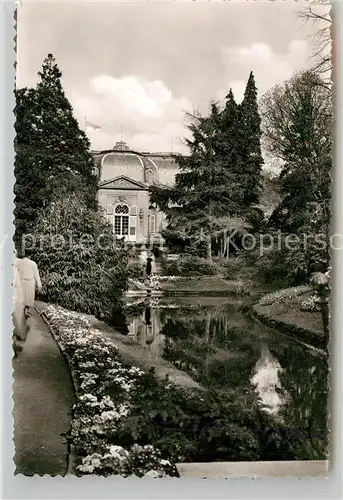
[43,304,178,478]
[258,285,311,306]
[300,295,321,312]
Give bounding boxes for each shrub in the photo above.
[184,239,208,258]
[179,256,217,276]
[44,304,179,478]
[256,235,310,288]
[163,255,218,277]
[162,260,180,276]
[221,258,248,281]
[30,193,129,321]
[127,262,143,280]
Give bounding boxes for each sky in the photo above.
[16,0,323,155]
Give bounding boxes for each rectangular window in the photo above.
[114,215,129,236]
[114,216,121,236]
[122,216,129,235]
[129,215,136,236]
[148,215,156,235]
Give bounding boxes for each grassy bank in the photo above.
[252,287,328,350]
[160,276,247,296]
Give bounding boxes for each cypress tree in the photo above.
[217,89,245,211]
[239,71,264,207]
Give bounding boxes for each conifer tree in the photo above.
[14,54,97,245]
[217,89,245,210]
[239,71,264,207]
[151,104,249,259]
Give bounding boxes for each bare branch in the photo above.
[298,2,332,82]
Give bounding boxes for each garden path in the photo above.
[12,307,75,476]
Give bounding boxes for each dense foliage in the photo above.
[260,71,332,278]
[150,72,264,259]
[14,54,97,246]
[14,54,129,318]
[162,255,218,277]
[31,193,129,320]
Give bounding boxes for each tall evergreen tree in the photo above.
[239,71,264,207]
[217,89,245,209]
[151,76,265,256]
[151,103,249,259]
[14,54,97,245]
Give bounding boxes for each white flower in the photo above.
[109,445,129,459]
[160,459,171,466]
[145,470,161,478]
[80,393,97,402]
[77,463,95,473]
[43,304,175,478]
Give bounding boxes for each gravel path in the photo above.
[12,308,75,476]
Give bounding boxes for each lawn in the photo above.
[254,292,324,338]
[160,276,246,295]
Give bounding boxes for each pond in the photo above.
[113,295,329,461]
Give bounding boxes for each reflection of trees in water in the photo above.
[128,301,328,460]
[161,305,261,388]
[247,338,328,460]
[269,344,329,459]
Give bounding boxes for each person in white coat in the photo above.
[18,254,42,317]
[13,254,28,353]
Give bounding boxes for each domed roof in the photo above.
[100,149,144,183]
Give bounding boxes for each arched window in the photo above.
[114,204,129,237]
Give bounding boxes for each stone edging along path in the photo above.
[35,301,206,474]
[251,304,328,352]
[35,306,80,475]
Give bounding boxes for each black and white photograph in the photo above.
[12,0,332,479]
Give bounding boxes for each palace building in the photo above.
[92,141,178,246]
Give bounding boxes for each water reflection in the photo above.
[114,296,328,459]
[250,347,287,417]
[125,304,165,356]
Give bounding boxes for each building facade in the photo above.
[92,141,178,246]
